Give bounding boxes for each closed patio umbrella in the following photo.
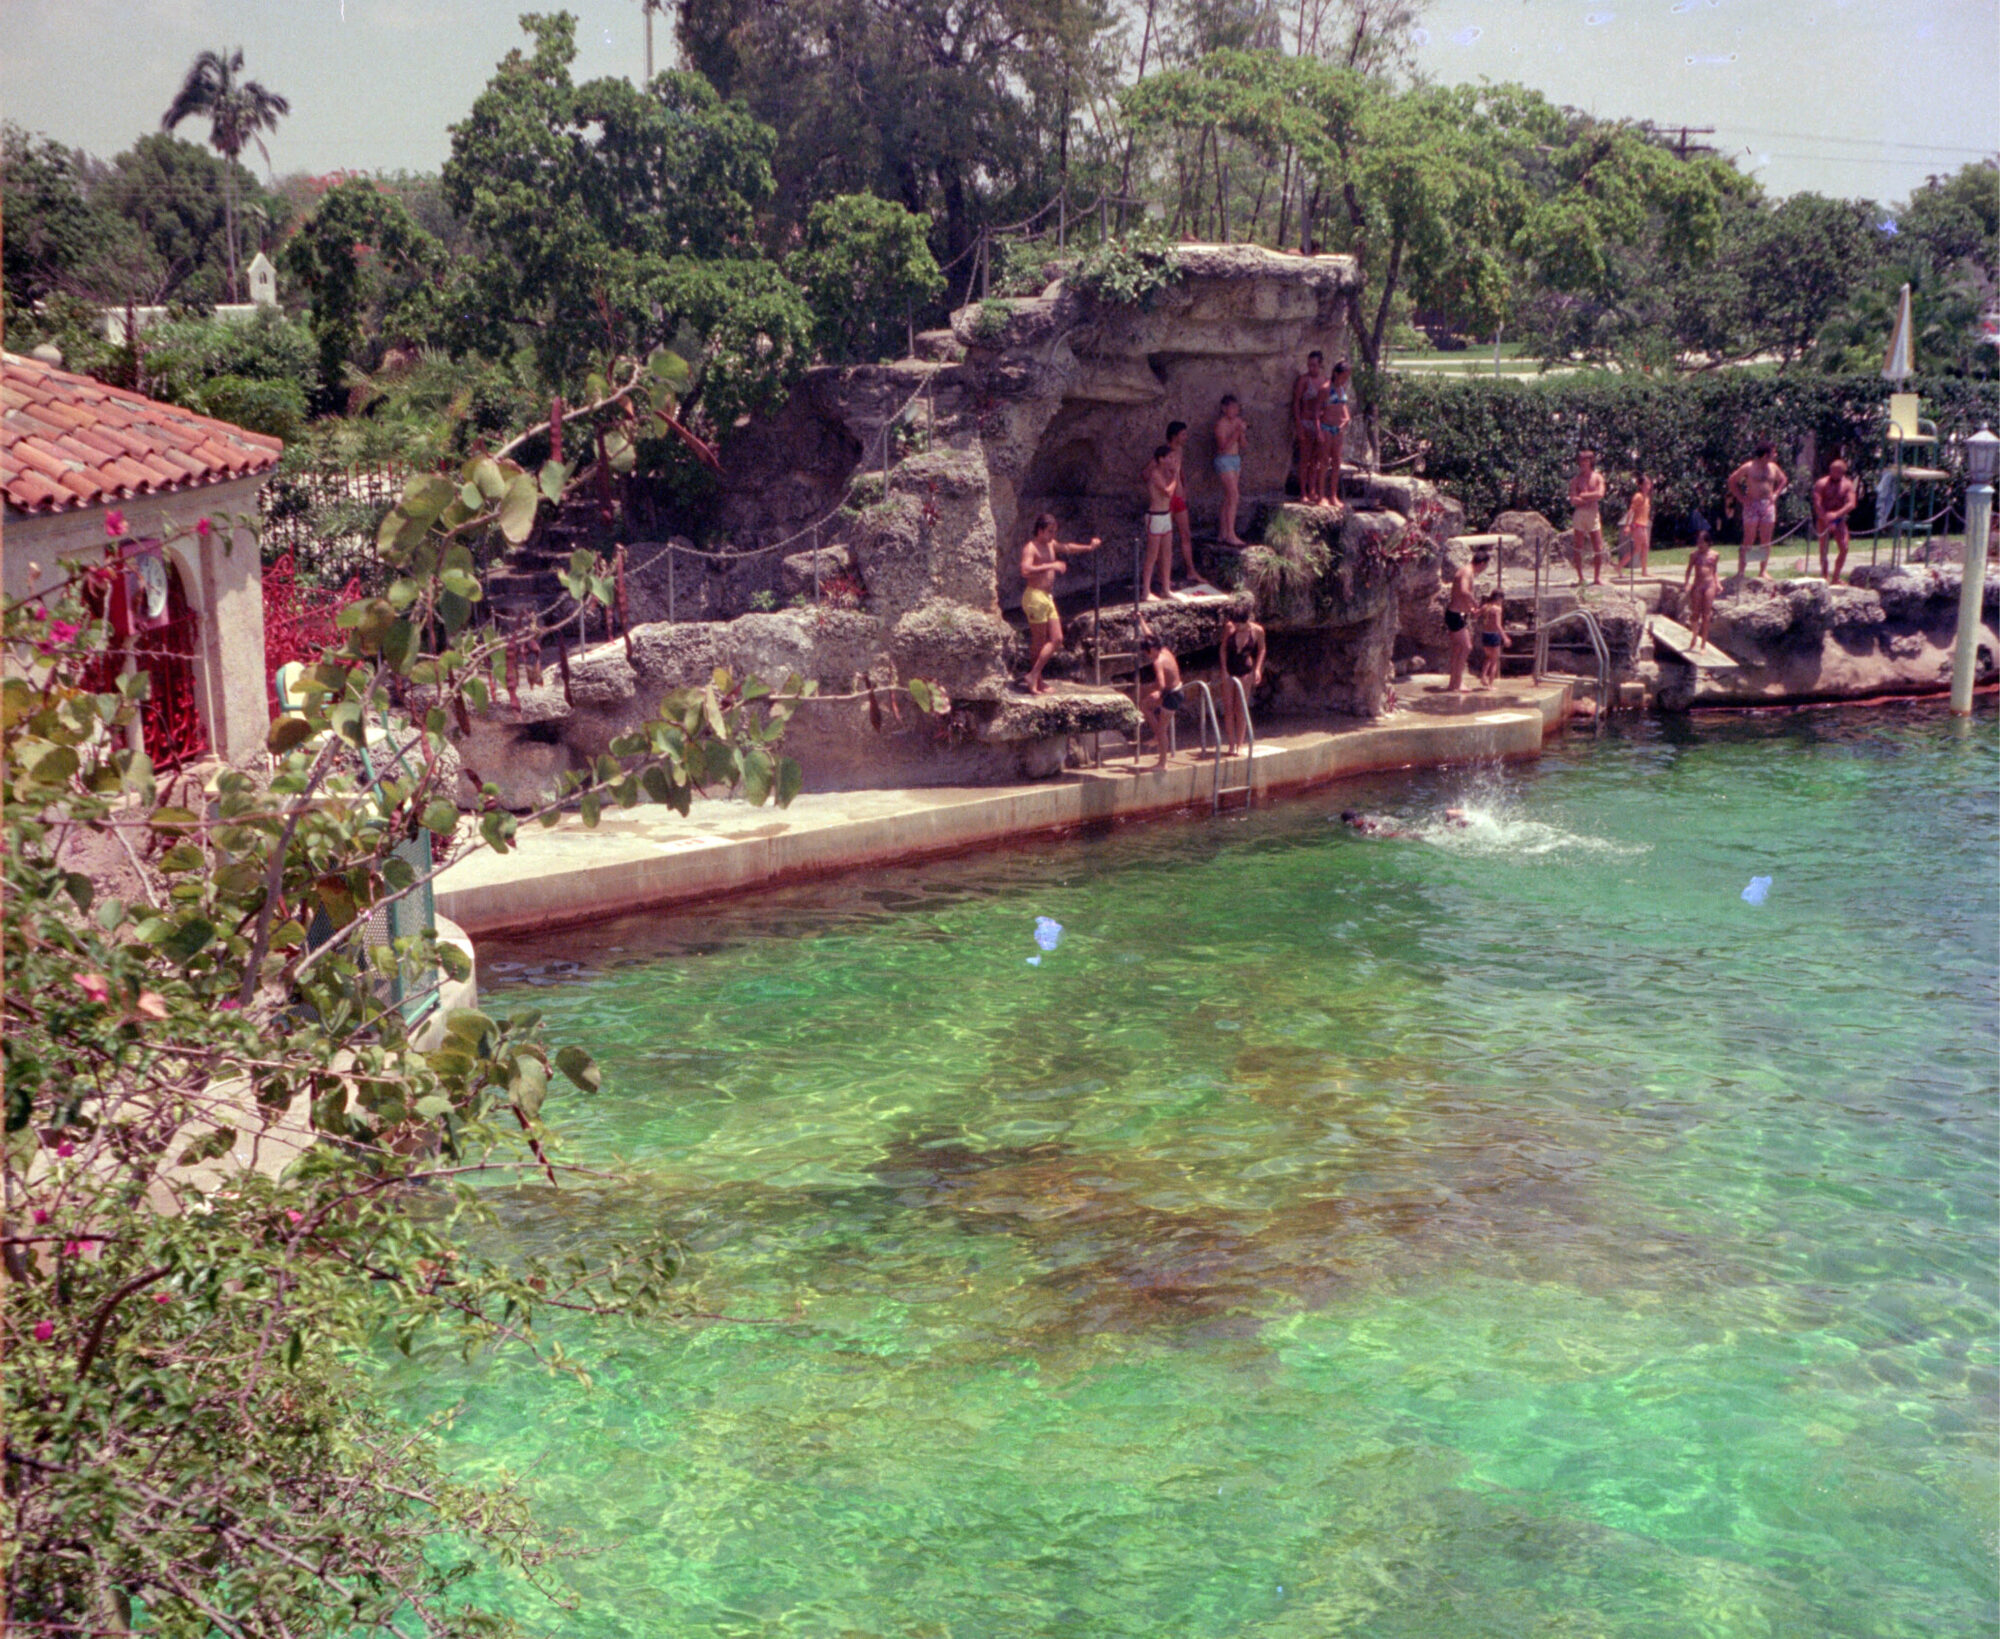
[1882,283,1914,381]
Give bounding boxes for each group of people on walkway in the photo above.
[1565,441,1865,597]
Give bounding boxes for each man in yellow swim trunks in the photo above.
[1020,511,1102,694]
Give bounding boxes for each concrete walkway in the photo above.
[437,676,1573,937]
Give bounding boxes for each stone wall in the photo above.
[452,248,1489,806]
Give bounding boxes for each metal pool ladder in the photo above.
[1190,680,1257,813]
[1533,607,1611,733]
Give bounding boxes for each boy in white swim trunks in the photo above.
[1727,440,1788,578]
[1142,442,1178,601]
[1019,511,1102,694]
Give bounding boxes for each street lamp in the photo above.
[1949,424,1998,714]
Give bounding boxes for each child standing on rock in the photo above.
[1475,588,1507,688]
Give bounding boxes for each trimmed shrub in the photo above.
[1380,372,1994,539]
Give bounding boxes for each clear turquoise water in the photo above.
[395,704,1999,1637]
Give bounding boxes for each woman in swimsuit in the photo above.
[1135,633,1184,770]
[1683,524,1721,650]
[1292,351,1329,504]
[1318,362,1352,505]
[1218,608,1264,755]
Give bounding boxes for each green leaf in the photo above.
[61,872,94,913]
[775,757,803,807]
[437,589,473,636]
[421,799,460,836]
[267,715,314,754]
[647,346,692,393]
[161,918,216,963]
[470,456,507,501]
[414,1094,454,1119]
[539,460,567,504]
[17,740,78,785]
[498,475,540,545]
[440,568,482,601]
[510,1056,548,1121]
[740,747,773,806]
[555,1045,600,1094]
[577,791,602,828]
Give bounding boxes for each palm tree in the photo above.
[162,48,289,303]
[637,0,667,82]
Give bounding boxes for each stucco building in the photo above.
[2,351,281,767]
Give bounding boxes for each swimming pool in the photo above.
[394,703,1998,1637]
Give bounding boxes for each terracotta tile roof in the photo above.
[2,352,283,516]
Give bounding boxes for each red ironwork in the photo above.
[80,550,210,772]
[263,552,359,715]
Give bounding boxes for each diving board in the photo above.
[1649,614,1740,671]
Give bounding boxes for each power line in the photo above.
[1727,127,1994,156]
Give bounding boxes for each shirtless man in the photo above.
[1141,442,1178,602]
[1319,361,1352,505]
[1292,349,1329,505]
[1218,604,1265,755]
[1213,395,1248,546]
[1812,458,1858,583]
[1163,420,1208,591]
[1019,511,1101,693]
[1436,545,1487,692]
[1134,631,1185,770]
[1683,522,1721,650]
[1569,448,1607,587]
[1727,441,1789,579]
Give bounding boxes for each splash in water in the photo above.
[1412,774,1650,857]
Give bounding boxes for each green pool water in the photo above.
[396,704,1998,1638]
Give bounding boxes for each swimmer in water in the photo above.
[1341,807,1470,836]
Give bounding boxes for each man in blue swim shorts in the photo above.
[1213,394,1247,546]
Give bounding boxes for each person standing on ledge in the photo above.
[1292,349,1329,506]
[1569,448,1607,587]
[1434,545,1487,692]
[1727,440,1789,579]
[1618,472,1654,574]
[1683,518,1721,650]
[1813,458,1858,583]
[1141,442,1178,601]
[1019,512,1101,694]
[1163,420,1212,594]
[1213,395,1248,546]
[1135,631,1186,770]
[1318,361,1352,505]
[1475,587,1507,689]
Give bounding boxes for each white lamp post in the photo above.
[1949,424,1998,714]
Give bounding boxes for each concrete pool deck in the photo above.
[437,674,1575,938]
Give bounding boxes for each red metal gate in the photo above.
[80,548,210,772]
[262,552,358,715]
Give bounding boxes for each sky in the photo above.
[2,0,1994,205]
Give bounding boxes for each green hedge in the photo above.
[1379,373,1996,539]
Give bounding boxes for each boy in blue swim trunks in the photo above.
[1213,394,1247,546]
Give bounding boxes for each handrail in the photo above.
[1534,607,1610,733]
[1189,681,1225,808]
[1228,674,1256,808]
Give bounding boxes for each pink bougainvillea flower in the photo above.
[33,1321,54,1342]
[218,998,242,1011]
[55,1141,75,1159]
[32,1208,48,1225]
[151,1290,174,1304]
[284,1210,304,1225]
[75,973,110,1004]
[135,991,170,1021]
[195,515,213,540]
[104,509,127,537]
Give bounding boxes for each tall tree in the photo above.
[443,12,809,423]
[284,179,446,401]
[161,48,290,302]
